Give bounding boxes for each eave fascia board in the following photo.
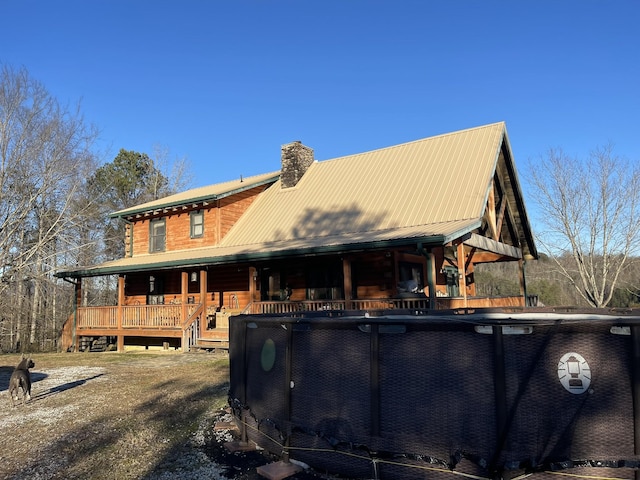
[479,123,506,221]
[54,234,450,279]
[440,219,483,246]
[497,129,538,260]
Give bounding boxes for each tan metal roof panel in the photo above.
[111,170,280,217]
[64,218,480,276]
[57,122,529,277]
[221,122,505,247]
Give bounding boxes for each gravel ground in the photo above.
[0,351,330,480]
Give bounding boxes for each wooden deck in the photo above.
[62,296,525,352]
[195,329,230,351]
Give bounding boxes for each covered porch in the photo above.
[59,241,531,353]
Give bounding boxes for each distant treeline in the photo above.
[475,254,640,308]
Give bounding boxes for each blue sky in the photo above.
[2,1,639,198]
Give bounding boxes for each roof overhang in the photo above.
[55,236,447,278]
[55,219,482,279]
[462,232,522,260]
[110,174,280,219]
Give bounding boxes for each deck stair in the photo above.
[194,328,229,351]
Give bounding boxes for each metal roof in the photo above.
[58,122,537,277]
[110,171,280,218]
[58,219,480,277]
[222,122,505,247]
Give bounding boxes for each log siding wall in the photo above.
[129,186,265,256]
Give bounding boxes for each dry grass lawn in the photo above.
[0,350,264,479]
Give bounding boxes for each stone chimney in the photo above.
[281,141,314,188]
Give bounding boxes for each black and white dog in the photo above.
[8,354,35,407]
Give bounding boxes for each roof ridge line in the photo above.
[318,122,505,162]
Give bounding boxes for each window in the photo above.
[261,268,283,301]
[306,261,343,300]
[148,275,164,304]
[442,266,459,297]
[190,210,204,238]
[149,218,166,253]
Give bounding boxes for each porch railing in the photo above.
[247,298,431,314]
[247,295,524,314]
[77,306,118,328]
[123,304,182,328]
[182,304,205,352]
[75,296,524,330]
[77,304,201,329]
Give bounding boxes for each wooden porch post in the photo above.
[249,267,257,303]
[457,243,468,308]
[73,278,81,352]
[200,269,207,338]
[425,250,436,309]
[181,271,188,351]
[342,257,352,310]
[519,259,527,306]
[117,275,125,352]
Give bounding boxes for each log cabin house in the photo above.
[56,122,538,352]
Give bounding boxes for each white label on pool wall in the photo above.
[557,352,591,394]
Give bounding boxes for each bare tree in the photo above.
[526,145,640,307]
[0,64,99,350]
[151,143,193,199]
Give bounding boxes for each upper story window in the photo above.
[149,218,166,253]
[190,210,204,238]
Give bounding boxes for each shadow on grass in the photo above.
[2,411,125,480]
[0,355,261,480]
[32,374,105,402]
[0,365,48,394]
[1,364,101,401]
[138,373,324,479]
[137,375,244,479]
[0,365,16,391]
